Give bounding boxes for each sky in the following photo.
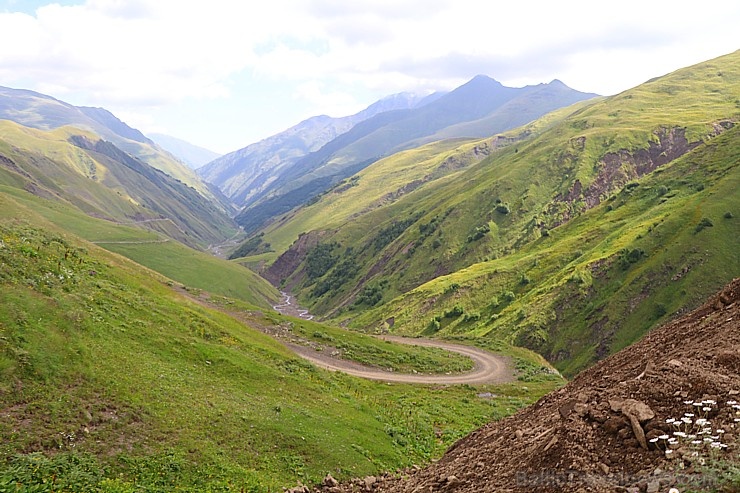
[0,1,737,154]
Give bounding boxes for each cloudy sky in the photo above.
[0,0,737,154]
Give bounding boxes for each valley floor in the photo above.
[190,288,516,385]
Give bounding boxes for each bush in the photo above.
[619,248,645,270]
[443,305,464,318]
[467,224,490,242]
[694,217,714,234]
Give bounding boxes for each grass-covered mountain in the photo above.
[149,133,222,169]
[199,92,434,209]
[0,119,236,249]
[0,86,229,209]
[0,190,561,491]
[216,77,595,233]
[249,50,740,376]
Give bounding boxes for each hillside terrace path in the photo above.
[270,292,514,385]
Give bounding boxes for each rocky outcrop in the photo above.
[547,123,734,227]
[262,230,325,288]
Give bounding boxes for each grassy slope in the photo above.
[0,193,562,491]
[0,120,237,248]
[252,138,482,259]
[246,103,592,263]
[351,125,739,375]
[0,185,277,309]
[255,50,739,374]
[0,87,221,206]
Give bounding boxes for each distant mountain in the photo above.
[253,50,739,375]
[149,133,222,169]
[198,92,432,206]
[0,86,229,210]
[233,76,597,232]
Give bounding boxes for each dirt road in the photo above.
[286,335,514,385]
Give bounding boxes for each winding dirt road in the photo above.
[184,290,514,385]
[287,335,514,384]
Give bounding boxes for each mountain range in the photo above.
[198,76,596,233]
[198,91,439,208]
[244,50,740,376]
[0,49,738,492]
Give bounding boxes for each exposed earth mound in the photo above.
[306,279,740,493]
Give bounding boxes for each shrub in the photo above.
[443,305,464,318]
[694,217,714,234]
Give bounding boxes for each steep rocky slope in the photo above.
[308,279,740,492]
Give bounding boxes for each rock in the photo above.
[559,399,577,419]
[622,399,655,423]
[667,359,682,367]
[628,414,648,450]
[323,474,339,487]
[363,476,377,490]
[618,427,632,439]
[446,475,460,486]
[598,462,610,474]
[621,399,654,450]
[624,438,640,448]
[573,402,589,416]
[609,398,624,412]
[604,416,628,434]
[646,480,660,493]
[514,429,524,439]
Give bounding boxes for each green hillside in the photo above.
[0,120,236,249]
[0,86,228,209]
[0,194,561,491]
[0,184,277,308]
[252,50,740,375]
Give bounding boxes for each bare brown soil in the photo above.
[306,279,740,493]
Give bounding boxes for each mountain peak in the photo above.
[466,74,503,86]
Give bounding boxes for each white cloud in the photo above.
[0,0,737,151]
